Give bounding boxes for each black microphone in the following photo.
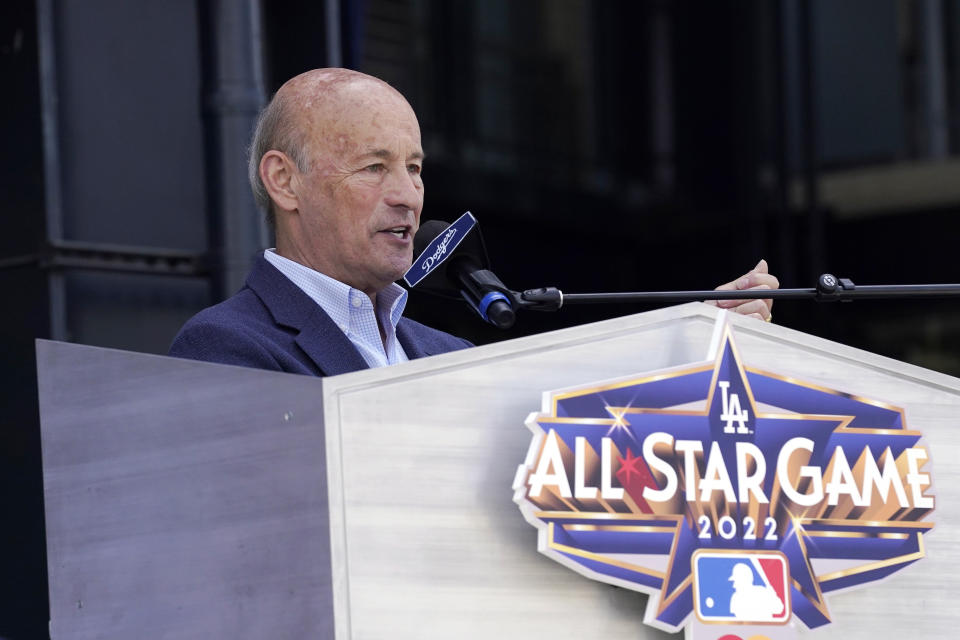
[404,213,516,329]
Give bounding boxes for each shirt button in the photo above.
[351,296,362,308]
[339,323,348,332]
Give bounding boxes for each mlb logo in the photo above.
[692,550,791,624]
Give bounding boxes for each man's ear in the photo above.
[260,150,301,213]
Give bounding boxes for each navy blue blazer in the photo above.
[169,255,473,376]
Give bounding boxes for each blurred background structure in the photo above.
[2,0,960,637]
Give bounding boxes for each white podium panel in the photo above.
[321,304,957,639]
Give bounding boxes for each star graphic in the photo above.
[519,321,934,633]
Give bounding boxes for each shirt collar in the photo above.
[263,249,408,331]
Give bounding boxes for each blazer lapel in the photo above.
[246,255,369,376]
[293,310,369,376]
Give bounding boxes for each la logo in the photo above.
[718,380,750,434]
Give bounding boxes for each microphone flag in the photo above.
[403,211,478,289]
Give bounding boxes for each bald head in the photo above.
[248,68,413,225]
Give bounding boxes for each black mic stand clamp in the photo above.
[513,287,564,312]
[815,274,856,301]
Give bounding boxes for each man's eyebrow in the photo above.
[361,148,426,161]
[364,149,392,159]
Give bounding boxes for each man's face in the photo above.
[291,84,424,296]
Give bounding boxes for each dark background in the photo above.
[3,0,960,637]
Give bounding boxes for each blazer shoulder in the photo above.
[168,289,298,372]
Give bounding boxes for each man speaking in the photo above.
[170,68,777,375]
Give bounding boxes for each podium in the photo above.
[36,303,960,638]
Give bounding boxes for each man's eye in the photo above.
[408,164,422,175]
[365,164,385,173]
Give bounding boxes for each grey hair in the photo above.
[247,93,311,227]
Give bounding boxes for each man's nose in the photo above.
[384,167,423,211]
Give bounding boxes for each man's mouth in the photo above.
[383,225,411,240]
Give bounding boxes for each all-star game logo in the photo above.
[513,318,935,637]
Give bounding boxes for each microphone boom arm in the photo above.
[514,274,960,312]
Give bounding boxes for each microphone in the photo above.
[403,212,517,329]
